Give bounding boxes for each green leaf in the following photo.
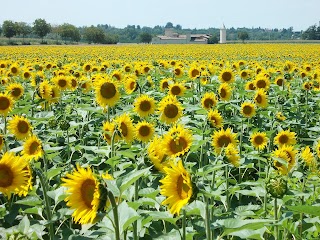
[47,187,68,205]
[118,167,151,193]
[15,196,42,206]
[18,216,30,234]
[117,201,139,234]
[227,227,268,240]
[287,205,320,217]
[46,167,65,180]
[140,211,178,224]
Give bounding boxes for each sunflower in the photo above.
[62,164,100,224]
[240,69,250,80]
[315,141,320,158]
[212,128,238,154]
[6,83,24,100]
[188,66,200,79]
[123,64,132,73]
[134,94,156,118]
[158,95,184,124]
[301,146,316,168]
[0,135,4,150]
[273,148,292,175]
[275,76,285,87]
[10,64,19,76]
[254,75,270,90]
[225,144,240,167]
[22,135,43,161]
[219,68,234,83]
[160,160,193,215]
[7,115,32,140]
[207,109,223,128]
[147,136,169,172]
[0,152,30,198]
[69,77,78,91]
[201,92,217,110]
[274,130,296,147]
[241,102,256,118]
[160,78,172,92]
[124,76,137,94]
[95,78,120,108]
[83,63,92,72]
[218,83,232,101]
[276,112,286,121]
[39,80,53,99]
[302,81,313,91]
[102,121,118,144]
[162,124,192,158]
[0,93,14,116]
[173,67,184,78]
[254,89,268,108]
[168,82,186,96]
[245,81,256,90]
[250,132,268,150]
[114,113,135,143]
[48,86,61,105]
[135,121,155,142]
[53,76,70,91]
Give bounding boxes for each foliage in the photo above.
[2,20,18,39]
[302,25,320,40]
[139,32,153,43]
[56,23,81,42]
[208,34,219,44]
[33,18,51,41]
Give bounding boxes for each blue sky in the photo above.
[1,0,319,31]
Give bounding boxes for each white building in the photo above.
[220,24,226,44]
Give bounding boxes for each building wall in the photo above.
[152,37,207,44]
[220,29,226,43]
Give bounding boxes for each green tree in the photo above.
[2,20,17,39]
[16,22,32,43]
[165,22,174,28]
[57,23,81,43]
[139,32,152,43]
[238,31,249,42]
[33,18,51,43]
[208,34,219,44]
[83,26,106,44]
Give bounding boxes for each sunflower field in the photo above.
[1,44,320,240]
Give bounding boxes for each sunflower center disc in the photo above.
[191,69,199,78]
[12,88,22,97]
[256,95,262,103]
[243,105,253,115]
[129,81,136,90]
[169,137,187,154]
[59,80,67,87]
[18,121,29,134]
[0,97,10,110]
[254,136,263,145]
[11,67,18,74]
[0,165,13,187]
[164,104,178,119]
[100,83,116,99]
[139,126,150,137]
[279,135,289,144]
[80,179,95,208]
[177,175,190,199]
[220,88,227,98]
[120,122,128,137]
[29,141,40,155]
[204,98,214,108]
[257,80,266,88]
[218,136,231,148]
[171,86,181,95]
[140,100,151,112]
[222,72,232,82]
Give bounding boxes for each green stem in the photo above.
[182,209,186,240]
[225,164,229,212]
[133,177,139,240]
[274,198,279,240]
[36,168,54,240]
[205,197,212,240]
[108,191,120,240]
[3,116,8,152]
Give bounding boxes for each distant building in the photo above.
[220,24,226,43]
[152,28,211,44]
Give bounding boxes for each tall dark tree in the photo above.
[139,32,152,43]
[165,22,174,28]
[238,31,249,43]
[16,22,32,42]
[2,20,17,39]
[33,18,51,43]
[57,23,81,43]
[83,26,106,44]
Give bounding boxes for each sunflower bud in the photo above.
[47,118,58,129]
[59,120,70,131]
[266,176,288,199]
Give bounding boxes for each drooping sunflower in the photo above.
[162,124,193,158]
[274,130,296,147]
[62,164,100,224]
[254,89,268,108]
[48,86,61,105]
[158,95,184,124]
[147,136,169,172]
[168,82,186,97]
[301,146,316,168]
[273,148,292,175]
[219,68,235,83]
[173,67,184,78]
[302,81,313,91]
[241,102,256,118]
[124,76,137,94]
[69,77,78,91]
[273,145,297,175]
[114,113,135,143]
[39,80,53,100]
[102,121,118,144]
[7,115,32,140]
[276,112,286,121]
[160,78,172,92]
[207,109,223,128]
[135,121,155,142]
[245,81,256,90]
[201,92,217,110]
[160,160,193,215]
[134,94,156,117]
[225,144,240,167]
[250,132,268,150]
[0,93,14,116]
[212,128,238,154]
[0,152,29,197]
[95,78,120,108]
[22,135,43,161]
[218,83,232,101]
[6,83,24,100]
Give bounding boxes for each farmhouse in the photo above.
[152,28,211,44]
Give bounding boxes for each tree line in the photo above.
[0,19,315,45]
